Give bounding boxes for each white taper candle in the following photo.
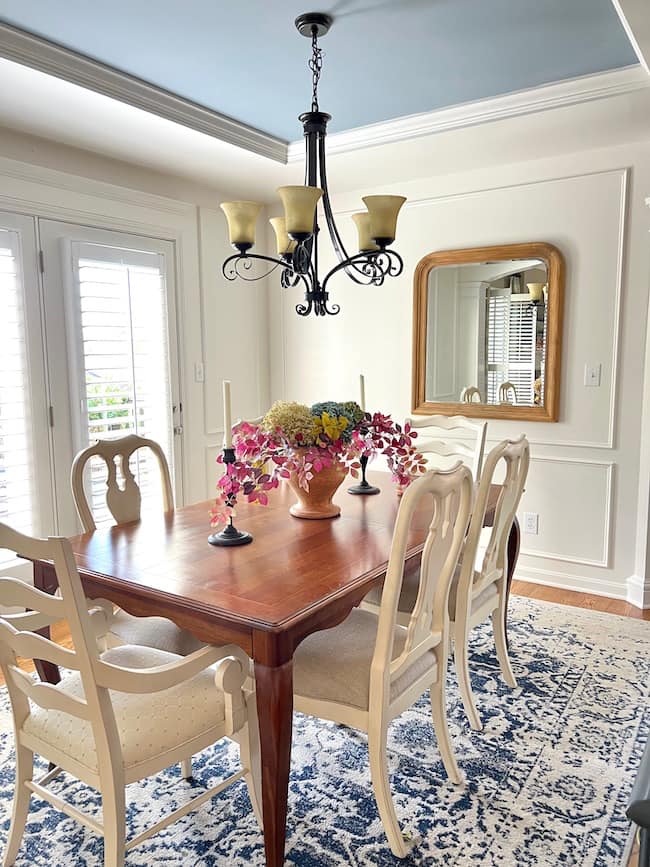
[223,380,233,448]
[359,373,366,412]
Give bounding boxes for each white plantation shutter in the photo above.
[0,230,34,533]
[486,289,536,405]
[70,243,174,525]
[506,298,536,404]
[486,288,509,403]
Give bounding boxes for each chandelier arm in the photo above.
[222,252,294,283]
[320,249,404,294]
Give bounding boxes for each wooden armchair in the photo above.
[0,522,261,867]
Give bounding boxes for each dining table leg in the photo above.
[254,658,294,867]
[504,516,521,648]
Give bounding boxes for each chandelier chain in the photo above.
[309,28,323,112]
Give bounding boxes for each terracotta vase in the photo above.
[287,453,348,519]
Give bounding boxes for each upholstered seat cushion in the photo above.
[293,608,438,712]
[22,645,225,773]
[108,610,205,656]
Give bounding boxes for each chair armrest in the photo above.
[627,738,650,828]
[94,642,249,694]
[214,655,248,735]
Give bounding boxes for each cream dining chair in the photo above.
[450,436,529,731]
[292,463,473,858]
[0,522,261,867]
[371,437,530,731]
[71,434,205,657]
[406,414,487,480]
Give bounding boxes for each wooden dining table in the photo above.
[32,472,520,866]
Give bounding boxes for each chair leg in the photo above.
[492,600,517,688]
[102,785,126,867]
[367,722,412,859]
[429,677,463,784]
[237,692,263,828]
[2,745,33,867]
[180,757,193,780]
[454,619,483,732]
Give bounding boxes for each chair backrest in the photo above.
[457,436,530,602]
[498,381,517,404]
[461,386,482,403]
[71,434,173,532]
[370,464,473,702]
[406,414,488,479]
[0,522,119,762]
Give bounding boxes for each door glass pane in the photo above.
[72,243,173,524]
[0,230,35,533]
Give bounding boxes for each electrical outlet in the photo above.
[584,363,601,387]
[523,512,539,535]
[194,362,205,383]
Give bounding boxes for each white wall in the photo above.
[269,137,650,604]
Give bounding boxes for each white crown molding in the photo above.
[0,21,288,163]
[288,65,650,161]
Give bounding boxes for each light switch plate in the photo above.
[584,363,601,387]
[523,512,539,535]
[194,362,205,383]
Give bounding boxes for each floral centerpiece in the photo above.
[211,400,425,526]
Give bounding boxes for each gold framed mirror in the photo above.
[412,242,564,422]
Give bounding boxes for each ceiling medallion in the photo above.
[219,12,406,317]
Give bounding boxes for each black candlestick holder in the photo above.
[348,454,380,496]
[208,447,253,547]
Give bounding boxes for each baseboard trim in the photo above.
[515,565,628,602]
[626,574,650,609]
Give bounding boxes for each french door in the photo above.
[40,221,183,534]
[0,211,55,544]
[0,212,183,560]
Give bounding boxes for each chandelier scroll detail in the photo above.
[219,12,407,318]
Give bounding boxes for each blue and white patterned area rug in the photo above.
[0,596,648,866]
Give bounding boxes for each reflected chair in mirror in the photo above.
[498,382,517,405]
[460,386,482,403]
[406,414,487,480]
[0,522,262,867]
[292,463,473,858]
[71,434,206,659]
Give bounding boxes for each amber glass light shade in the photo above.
[362,195,407,244]
[351,212,380,252]
[220,201,262,246]
[277,185,323,237]
[269,217,298,256]
[527,282,546,302]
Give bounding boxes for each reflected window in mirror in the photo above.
[413,243,564,422]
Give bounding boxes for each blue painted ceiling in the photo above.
[0,0,637,141]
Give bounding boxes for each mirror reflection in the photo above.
[426,258,548,407]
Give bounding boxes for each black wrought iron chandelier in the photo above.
[219,12,406,318]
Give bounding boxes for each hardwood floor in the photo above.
[1,582,647,864]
